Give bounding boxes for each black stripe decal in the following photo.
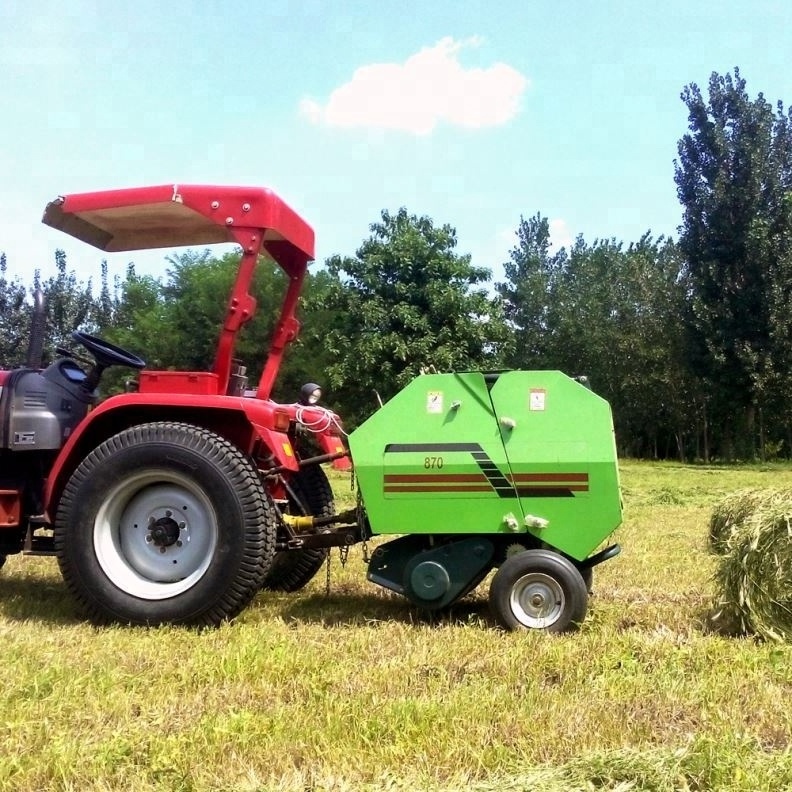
[385,443,484,453]
[471,451,516,496]
[516,487,575,498]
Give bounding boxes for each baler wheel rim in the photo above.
[489,548,587,632]
[509,571,566,627]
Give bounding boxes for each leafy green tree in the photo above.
[675,68,792,458]
[600,236,691,459]
[288,267,347,405]
[0,252,30,366]
[34,249,96,356]
[547,237,638,432]
[317,208,511,423]
[496,213,567,369]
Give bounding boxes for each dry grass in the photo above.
[711,489,792,642]
[708,488,771,553]
[2,461,792,790]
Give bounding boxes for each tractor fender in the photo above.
[44,393,298,518]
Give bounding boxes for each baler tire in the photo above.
[263,464,334,593]
[489,549,588,632]
[54,422,275,626]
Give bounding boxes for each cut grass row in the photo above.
[1,461,792,790]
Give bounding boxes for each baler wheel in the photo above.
[54,422,276,626]
[262,464,334,592]
[489,549,587,632]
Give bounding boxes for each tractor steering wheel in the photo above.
[71,331,146,370]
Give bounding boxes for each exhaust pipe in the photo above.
[25,290,47,368]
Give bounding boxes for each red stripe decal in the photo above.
[510,473,589,483]
[384,485,494,493]
[518,484,589,492]
[384,474,488,484]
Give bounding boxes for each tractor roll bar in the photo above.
[42,184,315,398]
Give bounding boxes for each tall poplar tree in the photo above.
[675,68,792,457]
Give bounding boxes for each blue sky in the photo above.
[2,0,791,287]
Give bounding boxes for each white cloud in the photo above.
[300,37,528,135]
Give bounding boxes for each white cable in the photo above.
[295,404,348,437]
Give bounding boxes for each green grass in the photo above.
[3,461,792,790]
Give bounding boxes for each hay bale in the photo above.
[713,493,792,642]
[708,489,774,554]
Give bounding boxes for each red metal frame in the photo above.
[43,184,315,398]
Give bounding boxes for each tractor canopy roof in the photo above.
[42,184,315,273]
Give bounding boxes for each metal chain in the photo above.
[325,470,368,595]
[360,534,370,564]
[325,548,331,595]
[325,545,350,596]
[353,471,371,564]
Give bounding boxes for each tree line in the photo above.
[2,68,792,461]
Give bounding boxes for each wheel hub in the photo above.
[93,476,218,597]
[510,572,565,628]
[147,513,183,548]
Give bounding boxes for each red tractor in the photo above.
[0,184,354,625]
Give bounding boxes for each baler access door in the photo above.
[489,370,622,560]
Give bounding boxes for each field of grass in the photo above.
[3,461,792,790]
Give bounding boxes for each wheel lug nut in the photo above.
[165,510,172,518]
[160,547,167,554]
[145,534,153,543]
[176,540,183,548]
[179,522,186,530]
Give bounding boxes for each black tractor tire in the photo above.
[54,422,276,626]
[0,555,5,572]
[263,464,334,593]
[489,548,588,632]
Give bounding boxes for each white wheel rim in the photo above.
[93,469,218,600]
[509,572,565,629]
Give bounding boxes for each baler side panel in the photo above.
[349,372,525,536]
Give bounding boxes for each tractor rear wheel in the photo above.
[263,464,334,592]
[54,422,275,626]
[489,549,588,632]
